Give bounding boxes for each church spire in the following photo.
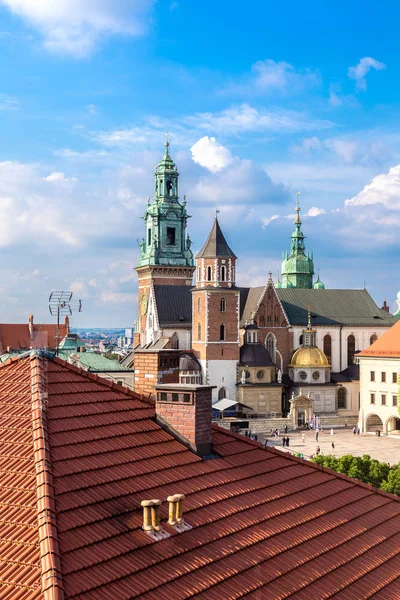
[280,192,315,289]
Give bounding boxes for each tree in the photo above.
[381,465,400,496]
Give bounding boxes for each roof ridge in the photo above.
[30,354,65,599]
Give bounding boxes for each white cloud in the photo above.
[0,0,154,57]
[184,104,334,135]
[348,57,386,90]
[222,59,320,96]
[305,207,326,217]
[345,165,400,210]
[70,277,86,296]
[0,94,19,110]
[291,136,322,154]
[43,171,77,183]
[100,291,136,304]
[190,136,233,173]
[262,214,280,226]
[87,103,97,115]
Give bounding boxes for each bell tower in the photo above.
[281,193,315,289]
[191,216,240,402]
[135,136,195,345]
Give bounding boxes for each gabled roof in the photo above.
[1,354,400,599]
[154,284,192,327]
[276,288,398,327]
[195,217,237,259]
[359,319,400,358]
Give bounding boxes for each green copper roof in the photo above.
[57,350,130,371]
[394,291,400,319]
[313,275,325,289]
[281,198,314,289]
[136,138,194,269]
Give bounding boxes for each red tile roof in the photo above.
[359,319,400,358]
[0,353,400,599]
[0,320,68,354]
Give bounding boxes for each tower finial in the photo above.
[216,208,220,218]
[295,190,301,224]
[165,132,170,154]
[307,304,311,329]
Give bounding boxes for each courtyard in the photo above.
[261,428,400,465]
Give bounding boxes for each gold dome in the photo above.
[289,346,330,368]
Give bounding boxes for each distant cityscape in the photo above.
[72,327,134,355]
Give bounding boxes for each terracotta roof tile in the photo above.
[359,318,400,357]
[0,354,399,598]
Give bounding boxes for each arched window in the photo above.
[218,386,226,400]
[323,334,332,362]
[220,298,226,312]
[198,323,201,341]
[207,266,212,281]
[265,333,276,362]
[220,324,225,341]
[198,267,201,282]
[347,335,355,366]
[299,334,304,346]
[197,297,201,313]
[337,387,347,409]
[221,265,226,281]
[370,334,378,345]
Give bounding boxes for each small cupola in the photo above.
[244,318,259,344]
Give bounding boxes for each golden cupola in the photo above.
[289,346,330,368]
[289,306,330,384]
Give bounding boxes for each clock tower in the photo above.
[135,137,195,345]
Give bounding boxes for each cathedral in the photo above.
[132,140,397,420]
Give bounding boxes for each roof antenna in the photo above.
[49,291,82,355]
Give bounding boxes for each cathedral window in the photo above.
[337,387,347,409]
[347,335,355,365]
[198,298,201,313]
[220,298,226,312]
[299,334,304,346]
[221,265,226,281]
[147,228,151,246]
[207,266,212,281]
[167,227,176,245]
[198,267,201,282]
[198,323,201,341]
[323,334,332,362]
[220,324,225,341]
[265,333,276,362]
[370,334,378,345]
[218,387,226,400]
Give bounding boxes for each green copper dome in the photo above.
[281,196,314,289]
[313,275,325,289]
[394,291,400,319]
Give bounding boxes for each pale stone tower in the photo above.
[191,217,240,402]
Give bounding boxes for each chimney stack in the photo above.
[155,383,215,456]
[28,314,34,341]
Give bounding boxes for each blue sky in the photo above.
[0,0,400,327]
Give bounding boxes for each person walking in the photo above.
[286,437,290,447]
[284,425,288,434]
[316,445,321,455]
[315,431,319,442]
[330,428,334,436]
[331,441,335,450]
[282,437,286,447]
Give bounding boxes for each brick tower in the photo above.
[191,217,240,402]
[134,137,195,345]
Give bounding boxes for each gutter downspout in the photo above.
[339,326,343,371]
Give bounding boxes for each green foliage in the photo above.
[311,453,397,495]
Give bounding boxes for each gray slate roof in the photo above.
[276,289,397,327]
[195,218,237,259]
[154,285,192,327]
[240,343,275,367]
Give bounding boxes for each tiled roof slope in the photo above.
[0,322,68,354]
[359,319,400,357]
[1,355,400,598]
[0,358,42,599]
[154,284,193,326]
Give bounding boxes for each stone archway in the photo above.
[365,413,383,433]
[288,394,313,430]
[385,416,400,434]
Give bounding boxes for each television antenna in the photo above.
[49,291,82,354]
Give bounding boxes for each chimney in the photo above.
[28,314,34,341]
[64,315,70,333]
[381,300,390,313]
[155,384,215,456]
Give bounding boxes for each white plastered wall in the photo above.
[359,356,400,433]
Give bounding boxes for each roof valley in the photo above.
[30,354,65,599]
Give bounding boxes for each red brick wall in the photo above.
[156,387,212,451]
[134,351,180,399]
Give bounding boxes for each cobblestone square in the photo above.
[262,428,400,465]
